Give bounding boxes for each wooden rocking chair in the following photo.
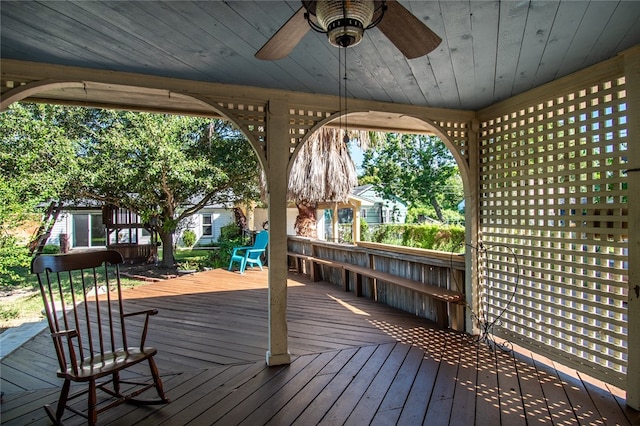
[31,250,169,425]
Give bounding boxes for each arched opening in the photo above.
[1,81,268,274]
[287,110,476,333]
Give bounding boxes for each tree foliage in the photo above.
[360,134,461,222]
[0,103,79,285]
[1,103,261,272]
[62,109,261,267]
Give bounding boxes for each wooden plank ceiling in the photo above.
[1,1,640,112]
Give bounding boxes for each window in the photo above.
[202,214,213,236]
[73,214,106,247]
[361,208,367,218]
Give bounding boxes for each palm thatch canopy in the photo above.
[288,127,358,204]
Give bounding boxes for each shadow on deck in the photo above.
[1,268,637,425]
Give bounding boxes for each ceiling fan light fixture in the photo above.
[256,0,440,61]
[316,1,375,48]
[301,0,385,48]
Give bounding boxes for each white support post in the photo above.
[332,204,339,243]
[265,99,291,366]
[353,200,361,243]
[623,46,640,410]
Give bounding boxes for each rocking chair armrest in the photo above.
[123,309,159,349]
[51,329,80,375]
[246,248,265,254]
[123,309,159,318]
[51,329,79,339]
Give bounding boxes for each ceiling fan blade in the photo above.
[255,7,310,60]
[376,0,442,59]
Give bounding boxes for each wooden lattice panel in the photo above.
[479,76,628,387]
[216,101,266,154]
[435,120,470,166]
[288,107,335,158]
[1,77,33,90]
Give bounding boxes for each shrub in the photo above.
[182,230,196,247]
[406,206,465,226]
[207,223,247,268]
[369,223,464,253]
[42,244,61,254]
[360,220,370,241]
[0,236,31,287]
[220,223,241,240]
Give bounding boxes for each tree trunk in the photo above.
[430,196,445,223]
[159,229,175,268]
[233,207,248,231]
[295,201,318,238]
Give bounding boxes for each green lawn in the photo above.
[0,247,234,330]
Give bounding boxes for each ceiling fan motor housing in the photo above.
[316,0,375,48]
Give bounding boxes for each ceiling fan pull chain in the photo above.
[338,43,342,136]
[343,46,349,144]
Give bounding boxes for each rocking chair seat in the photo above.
[61,347,158,381]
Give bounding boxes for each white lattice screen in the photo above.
[479,76,629,387]
[216,101,267,154]
[436,120,470,166]
[288,106,337,159]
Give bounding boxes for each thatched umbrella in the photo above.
[288,127,359,237]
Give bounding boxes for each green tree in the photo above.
[63,109,261,267]
[360,134,459,222]
[0,103,78,285]
[1,104,261,271]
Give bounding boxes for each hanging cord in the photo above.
[341,1,348,143]
[449,241,521,352]
[338,44,343,137]
[338,45,349,144]
[343,46,349,143]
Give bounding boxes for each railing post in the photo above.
[369,252,378,302]
[450,268,465,331]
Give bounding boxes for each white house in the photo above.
[47,185,407,252]
[47,203,236,251]
[350,184,408,225]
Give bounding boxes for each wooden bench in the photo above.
[287,252,465,330]
[288,252,345,283]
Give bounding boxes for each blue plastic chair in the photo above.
[228,231,268,274]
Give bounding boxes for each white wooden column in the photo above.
[332,204,339,242]
[265,98,291,366]
[353,200,361,242]
[624,46,640,410]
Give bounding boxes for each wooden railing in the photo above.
[287,236,466,330]
[108,243,157,264]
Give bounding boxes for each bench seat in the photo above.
[287,251,464,330]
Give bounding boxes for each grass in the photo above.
[0,247,232,330]
[174,249,212,270]
[1,262,150,330]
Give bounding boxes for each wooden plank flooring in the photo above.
[1,268,638,425]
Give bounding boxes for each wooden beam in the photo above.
[0,59,475,129]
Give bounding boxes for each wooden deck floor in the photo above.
[1,268,638,425]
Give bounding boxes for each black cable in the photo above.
[449,241,521,352]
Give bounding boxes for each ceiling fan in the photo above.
[255,0,442,61]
